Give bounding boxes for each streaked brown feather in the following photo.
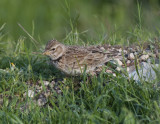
[44,40,120,75]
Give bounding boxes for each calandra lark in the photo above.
[43,40,159,76]
[43,40,119,75]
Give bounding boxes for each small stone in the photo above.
[28,90,34,98]
[54,86,59,90]
[128,53,135,60]
[128,48,133,51]
[36,89,41,93]
[116,67,121,71]
[113,73,116,77]
[95,67,102,72]
[127,66,135,73]
[43,81,50,86]
[117,53,121,56]
[105,69,112,73]
[39,86,43,90]
[37,98,47,106]
[123,50,127,54]
[127,60,131,64]
[57,90,62,94]
[112,48,115,50]
[134,52,138,55]
[51,81,55,85]
[50,81,56,88]
[35,85,42,90]
[140,54,149,61]
[126,60,131,66]
[143,51,146,54]
[44,91,51,97]
[114,58,123,66]
[118,48,122,52]
[100,47,105,51]
[129,62,158,82]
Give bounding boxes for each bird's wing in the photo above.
[64,46,109,69]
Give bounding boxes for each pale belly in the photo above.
[51,61,96,76]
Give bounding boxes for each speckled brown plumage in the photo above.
[43,40,118,75]
[43,40,160,76]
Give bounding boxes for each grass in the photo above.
[0,23,160,123]
[1,1,160,123]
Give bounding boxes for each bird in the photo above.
[43,40,120,76]
[43,40,159,77]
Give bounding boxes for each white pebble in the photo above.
[128,48,133,51]
[113,73,116,77]
[129,53,135,60]
[57,90,62,94]
[117,53,121,56]
[116,67,121,71]
[123,50,127,54]
[127,60,131,64]
[105,69,112,73]
[37,98,47,106]
[43,81,50,86]
[140,55,149,61]
[28,90,34,98]
[100,47,105,51]
[129,62,158,82]
[118,48,122,52]
[114,58,123,66]
[134,52,138,55]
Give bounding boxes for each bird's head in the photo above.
[43,40,66,60]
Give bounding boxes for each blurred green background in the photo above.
[0,0,160,44]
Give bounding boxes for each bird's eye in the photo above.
[52,48,55,51]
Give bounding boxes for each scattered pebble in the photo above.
[44,91,51,97]
[114,58,123,66]
[105,69,112,73]
[117,53,121,56]
[123,50,127,54]
[95,67,102,72]
[100,47,105,51]
[57,90,62,94]
[127,60,131,64]
[113,73,116,77]
[43,81,50,86]
[134,52,138,56]
[51,81,56,85]
[54,86,59,90]
[116,67,121,71]
[37,97,47,106]
[128,48,133,51]
[140,54,149,61]
[128,53,135,60]
[50,81,55,88]
[118,48,122,52]
[28,90,34,98]
[129,62,159,82]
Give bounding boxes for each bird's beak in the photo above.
[43,51,50,55]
